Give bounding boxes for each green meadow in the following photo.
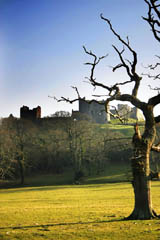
[0,172,160,240]
[100,122,144,137]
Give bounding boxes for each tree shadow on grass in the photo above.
[0,179,73,190]
[0,165,131,190]
[0,185,72,194]
[0,181,133,194]
[0,218,124,231]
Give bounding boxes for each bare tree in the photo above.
[55,4,160,219]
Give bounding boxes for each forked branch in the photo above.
[83,46,111,92]
[143,0,160,42]
[142,55,160,81]
[100,14,142,98]
[100,14,137,74]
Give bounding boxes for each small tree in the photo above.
[56,2,160,219]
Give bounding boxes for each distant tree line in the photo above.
[0,115,159,184]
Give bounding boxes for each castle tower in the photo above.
[79,99,109,123]
[20,106,41,119]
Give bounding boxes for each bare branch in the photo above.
[151,141,160,152]
[56,97,79,104]
[92,94,109,97]
[53,84,107,106]
[155,115,160,123]
[145,73,160,80]
[107,105,133,124]
[143,0,160,42]
[148,85,160,91]
[71,86,80,98]
[143,56,160,71]
[112,63,124,72]
[148,62,160,70]
[113,80,138,88]
[50,86,82,104]
[100,13,137,75]
[106,105,125,123]
[100,14,142,98]
[83,46,119,94]
[126,59,133,67]
[142,55,160,82]
[112,45,132,77]
[148,93,160,106]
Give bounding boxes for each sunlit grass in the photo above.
[100,123,134,137]
[0,178,160,239]
[99,123,144,137]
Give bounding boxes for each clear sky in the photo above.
[0,0,159,117]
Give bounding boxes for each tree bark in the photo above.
[128,151,156,219]
[127,122,158,220]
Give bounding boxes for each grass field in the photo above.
[99,122,144,137]
[0,174,160,240]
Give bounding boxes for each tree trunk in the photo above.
[127,125,158,220]
[128,153,156,219]
[18,159,24,185]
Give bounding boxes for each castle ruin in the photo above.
[72,100,144,123]
[20,106,41,120]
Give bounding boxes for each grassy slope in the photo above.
[99,122,144,137]
[0,181,160,240]
[0,174,160,240]
[106,124,134,137]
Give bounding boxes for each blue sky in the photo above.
[0,0,159,117]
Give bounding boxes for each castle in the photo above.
[20,106,41,119]
[72,99,110,124]
[72,100,144,123]
[19,101,143,123]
